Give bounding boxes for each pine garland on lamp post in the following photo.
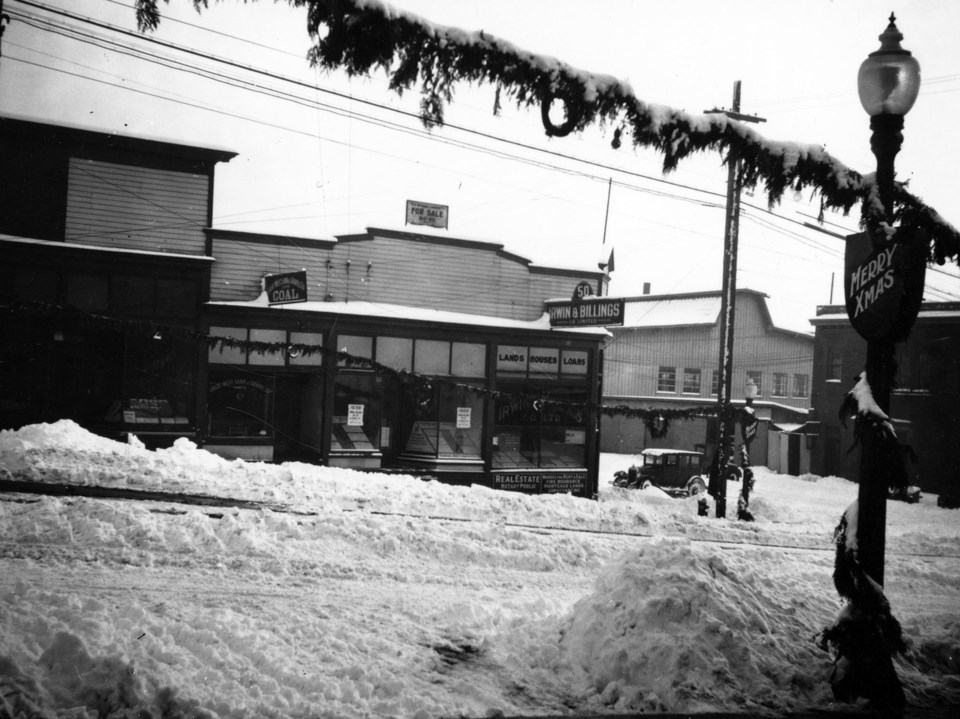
[736,378,759,521]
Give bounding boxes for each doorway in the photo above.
[273,374,324,463]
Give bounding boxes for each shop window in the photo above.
[682,368,701,394]
[337,334,373,367]
[110,275,155,316]
[377,336,413,371]
[156,278,198,318]
[400,381,483,460]
[248,328,286,367]
[747,371,763,396]
[104,332,196,430]
[207,370,273,438]
[208,326,247,364]
[452,342,486,377]
[288,331,323,366]
[492,379,588,470]
[772,373,788,397]
[657,366,676,393]
[65,273,108,312]
[415,339,450,375]
[330,374,382,454]
[793,373,809,398]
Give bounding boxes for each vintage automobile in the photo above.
[612,448,742,496]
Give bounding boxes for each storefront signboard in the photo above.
[527,347,559,378]
[492,471,588,495]
[264,270,307,305]
[405,200,448,229]
[496,345,527,373]
[547,298,624,327]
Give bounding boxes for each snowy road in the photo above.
[2,421,960,717]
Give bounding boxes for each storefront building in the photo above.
[201,228,610,497]
[1,118,609,498]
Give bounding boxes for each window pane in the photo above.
[492,380,587,469]
[377,336,413,371]
[682,368,701,394]
[657,366,676,393]
[337,334,373,367]
[451,342,486,377]
[527,347,559,379]
[156,278,198,318]
[248,328,286,366]
[793,373,809,398]
[401,383,483,460]
[111,275,154,316]
[772,373,788,397]
[496,345,527,375]
[492,380,538,469]
[747,371,763,396]
[289,331,323,366]
[65,273,108,311]
[208,326,246,364]
[711,369,719,395]
[414,339,450,375]
[562,350,589,376]
[207,371,273,438]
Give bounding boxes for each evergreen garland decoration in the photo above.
[2,299,718,428]
[132,1,960,262]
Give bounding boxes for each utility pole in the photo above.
[705,81,765,519]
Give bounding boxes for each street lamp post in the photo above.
[854,14,921,587]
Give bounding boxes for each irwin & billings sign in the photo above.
[844,228,927,342]
[547,297,624,327]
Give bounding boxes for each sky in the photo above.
[2,419,959,717]
[3,0,960,332]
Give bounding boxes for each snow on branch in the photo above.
[133,0,960,262]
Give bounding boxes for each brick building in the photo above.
[809,302,960,495]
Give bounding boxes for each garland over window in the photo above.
[133,0,960,264]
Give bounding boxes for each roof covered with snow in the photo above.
[208,293,611,337]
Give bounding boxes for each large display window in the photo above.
[330,373,382,454]
[395,340,486,462]
[207,370,273,439]
[492,345,591,470]
[118,333,196,430]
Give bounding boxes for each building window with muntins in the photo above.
[793,373,809,398]
[657,366,677,393]
[827,348,843,381]
[682,368,701,394]
[772,372,788,398]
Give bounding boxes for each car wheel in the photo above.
[641,479,652,490]
[687,476,707,496]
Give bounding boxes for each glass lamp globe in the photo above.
[857,14,921,116]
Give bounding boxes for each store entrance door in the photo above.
[273,374,323,464]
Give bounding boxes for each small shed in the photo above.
[767,421,819,476]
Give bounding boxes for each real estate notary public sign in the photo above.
[264,270,307,305]
[844,229,927,341]
[405,200,449,229]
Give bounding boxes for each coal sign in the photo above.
[265,270,307,305]
[844,228,927,342]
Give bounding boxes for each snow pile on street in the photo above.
[1,420,959,718]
